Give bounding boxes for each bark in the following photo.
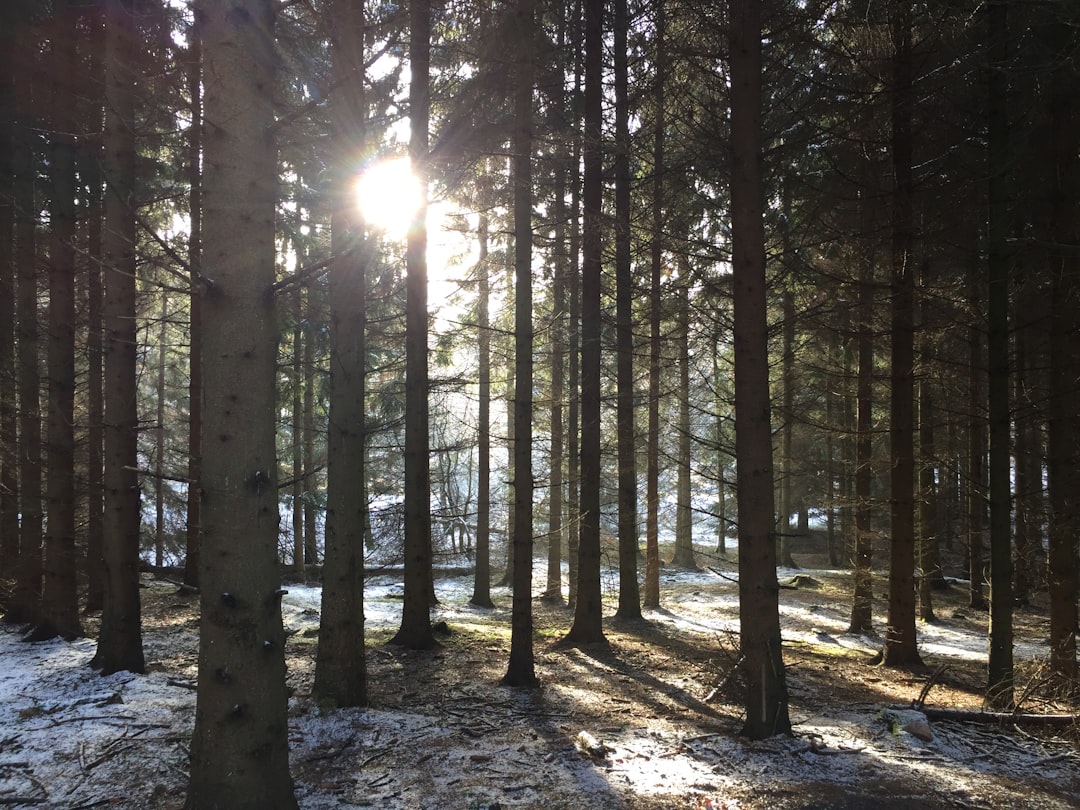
[31,0,84,642]
[848,192,874,636]
[503,0,538,686]
[392,0,435,649]
[729,0,790,739]
[643,0,665,609]
[1045,10,1079,682]
[985,0,1013,708]
[92,0,145,674]
[183,18,202,590]
[564,0,605,645]
[470,213,494,608]
[778,283,796,568]
[314,0,369,708]
[670,279,697,570]
[881,0,922,668]
[0,4,18,601]
[185,0,297,804]
[612,0,640,621]
[9,19,42,625]
[291,291,305,576]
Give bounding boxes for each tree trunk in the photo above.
[643,0,665,610]
[155,292,168,570]
[314,0,369,708]
[92,0,145,673]
[729,0,790,739]
[778,283,796,568]
[565,0,605,645]
[613,0,640,621]
[848,191,874,636]
[881,0,922,668]
[967,277,988,611]
[185,0,297,804]
[985,0,1013,708]
[671,279,697,570]
[393,0,435,649]
[470,212,495,609]
[503,0,538,686]
[291,291,305,576]
[0,9,16,604]
[31,0,84,642]
[1045,10,1079,682]
[183,17,202,590]
[9,19,42,625]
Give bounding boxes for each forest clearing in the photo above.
[3,539,1078,810]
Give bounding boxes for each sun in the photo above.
[354,156,422,237]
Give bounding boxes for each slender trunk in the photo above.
[671,279,696,569]
[393,0,435,648]
[32,0,84,642]
[729,0,790,738]
[643,0,665,609]
[565,0,605,645]
[881,0,922,668]
[613,0,640,620]
[504,0,538,684]
[471,213,494,608]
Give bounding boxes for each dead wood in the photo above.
[910,706,1079,728]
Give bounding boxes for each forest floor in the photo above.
[2,536,1079,809]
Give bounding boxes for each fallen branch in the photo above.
[906,706,1079,728]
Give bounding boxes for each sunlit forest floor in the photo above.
[2,535,1078,808]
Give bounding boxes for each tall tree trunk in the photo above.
[470,212,495,608]
[729,0,790,739]
[714,337,728,558]
[0,8,16,602]
[967,275,988,611]
[671,279,697,569]
[291,291,305,576]
[183,16,203,589]
[1044,9,1079,682]
[612,0,640,621]
[778,283,796,568]
[393,0,435,649]
[31,0,84,642]
[881,0,922,668]
[9,20,43,625]
[303,318,317,565]
[315,0,368,707]
[985,0,1013,708]
[91,0,145,674]
[848,192,874,636]
[82,8,106,613]
[185,0,297,804]
[565,0,605,645]
[155,292,168,569]
[504,0,538,685]
[643,0,665,610]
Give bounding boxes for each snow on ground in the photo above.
[1,559,1078,809]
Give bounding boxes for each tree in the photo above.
[880,0,922,669]
[503,0,538,688]
[392,0,436,650]
[0,0,17,603]
[729,0,790,739]
[314,0,369,708]
[185,0,297,804]
[670,278,697,570]
[30,0,84,643]
[984,0,1013,708]
[470,211,495,609]
[564,0,605,646]
[612,0,641,621]
[92,0,145,675]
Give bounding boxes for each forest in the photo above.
[0,0,1078,808]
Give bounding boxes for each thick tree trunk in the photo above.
[31,0,83,643]
[185,1,297,804]
[881,0,922,668]
[729,0,790,739]
[92,0,145,674]
[671,280,697,570]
